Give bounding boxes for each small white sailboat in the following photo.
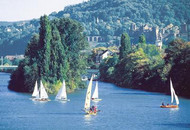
[35,80,50,101]
[160,78,179,108]
[92,81,102,101]
[32,81,39,98]
[84,74,98,115]
[55,80,69,101]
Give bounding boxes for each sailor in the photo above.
[94,106,97,113]
[89,108,92,113]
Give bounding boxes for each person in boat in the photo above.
[89,108,93,113]
[167,103,169,106]
[162,102,165,106]
[94,106,97,113]
[91,106,97,113]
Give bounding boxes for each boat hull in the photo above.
[85,111,97,115]
[34,98,51,101]
[56,99,70,101]
[160,105,178,108]
[92,98,102,102]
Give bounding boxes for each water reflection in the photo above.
[84,114,92,126]
[32,99,48,105]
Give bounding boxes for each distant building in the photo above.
[4,54,24,61]
[4,55,15,61]
[87,36,104,42]
[15,55,24,59]
[155,40,162,50]
[95,50,113,63]
[179,19,190,41]
[129,23,180,46]
[130,23,137,31]
[128,24,159,44]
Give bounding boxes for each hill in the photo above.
[0,0,190,56]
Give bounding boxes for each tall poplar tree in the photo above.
[119,33,131,60]
[58,18,88,89]
[50,23,68,83]
[39,15,52,81]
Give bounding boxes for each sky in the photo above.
[0,0,86,22]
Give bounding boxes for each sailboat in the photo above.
[55,80,70,101]
[84,74,98,115]
[160,78,179,108]
[35,80,50,101]
[31,81,39,98]
[92,81,102,101]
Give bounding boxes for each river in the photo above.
[0,72,190,130]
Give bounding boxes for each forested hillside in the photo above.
[53,0,190,36]
[0,0,190,56]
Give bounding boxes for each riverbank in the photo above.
[100,78,189,99]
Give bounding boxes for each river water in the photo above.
[0,72,190,130]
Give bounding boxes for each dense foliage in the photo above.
[8,16,88,93]
[0,20,39,56]
[99,33,190,98]
[0,0,190,56]
[119,33,131,59]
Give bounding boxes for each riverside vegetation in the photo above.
[8,16,88,94]
[99,33,190,98]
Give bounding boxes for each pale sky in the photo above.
[0,0,86,22]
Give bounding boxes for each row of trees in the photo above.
[99,33,190,98]
[8,16,88,94]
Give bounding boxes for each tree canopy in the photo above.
[8,16,88,93]
[99,34,190,98]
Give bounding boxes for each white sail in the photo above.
[92,81,98,99]
[170,79,179,105]
[170,79,174,104]
[39,80,48,99]
[55,80,67,100]
[32,81,39,97]
[84,75,94,110]
[174,92,179,105]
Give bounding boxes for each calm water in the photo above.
[0,72,190,130]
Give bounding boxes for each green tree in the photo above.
[119,33,131,60]
[114,48,149,87]
[164,39,190,98]
[12,58,21,65]
[25,33,39,61]
[38,15,52,81]
[138,34,146,49]
[99,53,119,81]
[58,18,88,89]
[3,58,12,65]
